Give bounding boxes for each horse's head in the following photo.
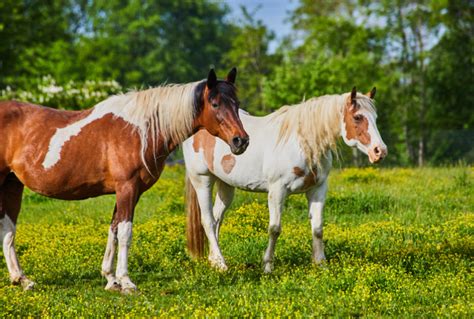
[194,68,249,155]
[341,87,387,163]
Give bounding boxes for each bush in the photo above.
[0,75,122,110]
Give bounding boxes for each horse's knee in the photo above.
[268,225,281,237]
[313,227,323,239]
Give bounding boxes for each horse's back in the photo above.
[0,100,86,159]
[0,101,36,169]
[184,111,331,194]
[0,101,106,195]
[184,113,305,192]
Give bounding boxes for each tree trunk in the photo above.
[352,148,360,167]
[415,16,426,167]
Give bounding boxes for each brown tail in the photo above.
[186,176,206,258]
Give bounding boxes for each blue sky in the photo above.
[224,0,298,51]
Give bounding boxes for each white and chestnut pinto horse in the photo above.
[184,87,387,272]
[0,68,249,293]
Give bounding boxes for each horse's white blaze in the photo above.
[1,216,23,281]
[365,111,386,149]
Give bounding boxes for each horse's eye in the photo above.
[354,114,363,122]
[212,103,219,108]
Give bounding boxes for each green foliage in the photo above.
[222,6,281,114]
[0,0,234,89]
[73,0,235,86]
[263,0,472,166]
[0,166,472,317]
[0,0,471,165]
[425,0,474,163]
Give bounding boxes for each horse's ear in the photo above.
[226,67,237,84]
[207,68,217,89]
[367,87,376,99]
[350,86,357,107]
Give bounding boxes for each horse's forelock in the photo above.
[212,82,238,105]
[355,93,377,117]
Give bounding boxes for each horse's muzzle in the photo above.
[230,136,249,155]
[368,145,387,163]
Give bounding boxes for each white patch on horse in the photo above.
[101,226,118,290]
[42,82,197,170]
[42,97,134,169]
[1,216,23,282]
[116,221,136,291]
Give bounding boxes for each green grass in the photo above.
[0,166,472,317]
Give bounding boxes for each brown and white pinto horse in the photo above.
[184,87,387,273]
[0,68,249,293]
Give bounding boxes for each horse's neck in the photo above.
[277,95,344,167]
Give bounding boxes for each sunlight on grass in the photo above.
[0,165,472,317]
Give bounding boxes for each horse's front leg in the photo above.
[263,184,287,273]
[306,180,328,264]
[108,181,139,294]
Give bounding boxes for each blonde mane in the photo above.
[272,93,376,168]
[96,81,199,169]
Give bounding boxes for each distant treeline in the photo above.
[1,0,472,166]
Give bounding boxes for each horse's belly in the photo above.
[14,165,114,200]
[217,172,268,192]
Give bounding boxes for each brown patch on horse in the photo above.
[343,97,371,146]
[303,171,317,188]
[293,167,305,177]
[192,130,216,171]
[221,154,236,174]
[293,167,317,189]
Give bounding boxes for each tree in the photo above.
[425,0,474,163]
[0,0,235,89]
[76,0,234,86]
[265,0,472,166]
[263,0,394,165]
[0,0,82,87]
[222,6,280,114]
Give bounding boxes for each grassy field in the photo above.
[0,165,472,317]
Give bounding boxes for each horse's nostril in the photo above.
[232,136,242,147]
[374,147,381,155]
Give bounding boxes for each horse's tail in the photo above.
[186,175,206,258]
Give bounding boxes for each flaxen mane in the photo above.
[96,82,199,168]
[272,93,377,168]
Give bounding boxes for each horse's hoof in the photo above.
[312,256,327,267]
[105,281,122,292]
[211,261,228,272]
[209,256,228,271]
[215,264,228,272]
[121,287,138,295]
[21,279,35,291]
[263,263,273,274]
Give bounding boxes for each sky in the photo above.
[224,0,298,52]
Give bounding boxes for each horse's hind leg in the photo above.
[189,174,227,270]
[213,180,234,240]
[0,173,34,290]
[101,204,121,292]
[306,181,328,264]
